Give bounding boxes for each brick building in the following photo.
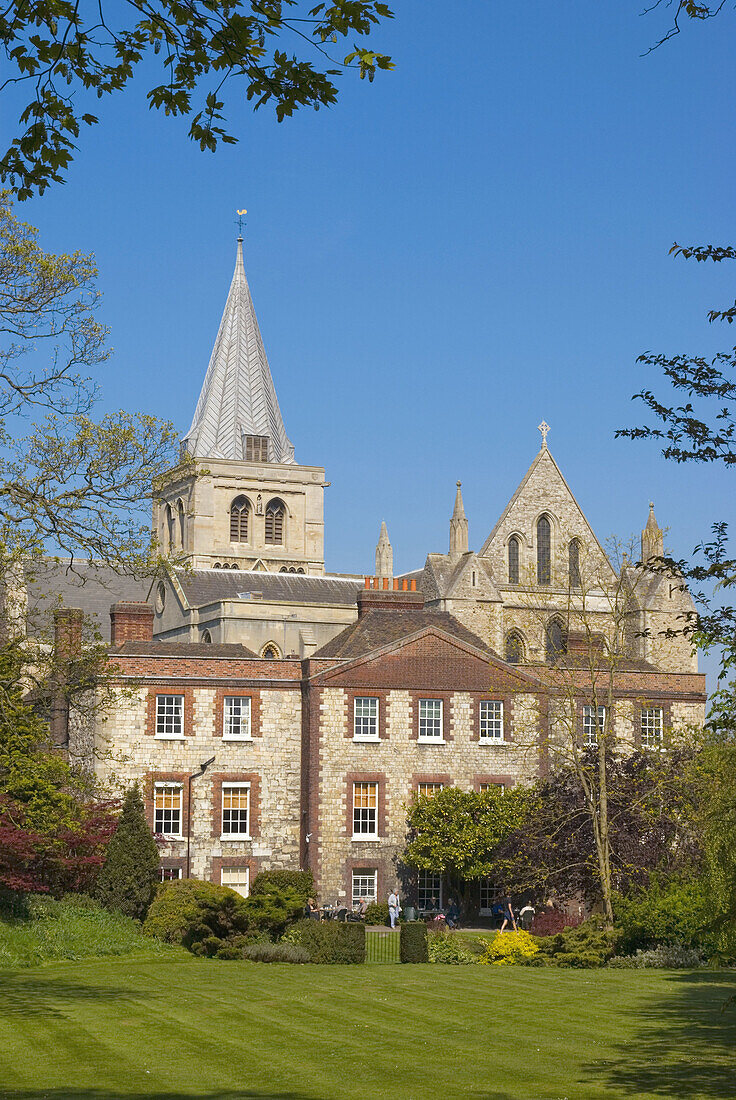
[45,237,706,909]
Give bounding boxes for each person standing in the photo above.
[498,895,517,933]
[388,888,400,929]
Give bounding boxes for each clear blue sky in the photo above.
[16,0,735,686]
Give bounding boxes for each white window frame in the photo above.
[154,782,183,838]
[641,706,664,750]
[480,782,506,795]
[352,781,379,839]
[155,694,185,740]
[221,782,251,839]
[479,878,500,916]
[221,867,250,898]
[351,869,377,907]
[223,696,252,741]
[353,696,379,742]
[417,870,443,911]
[583,705,606,747]
[479,700,504,742]
[418,698,444,742]
[417,782,444,798]
[158,866,182,883]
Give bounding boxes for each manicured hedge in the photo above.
[400,921,428,963]
[289,919,365,963]
[364,902,390,925]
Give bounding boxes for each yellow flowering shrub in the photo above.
[479,930,539,966]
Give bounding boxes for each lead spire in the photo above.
[182,233,295,464]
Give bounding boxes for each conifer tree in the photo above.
[95,786,159,919]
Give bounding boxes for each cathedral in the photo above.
[48,237,705,911]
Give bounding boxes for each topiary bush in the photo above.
[400,920,428,963]
[613,877,710,955]
[250,869,314,903]
[95,786,159,920]
[286,919,365,963]
[364,902,389,925]
[609,943,704,969]
[428,930,477,964]
[479,930,539,966]
[535,917,619,968]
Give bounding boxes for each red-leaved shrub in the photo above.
[530,906,583,937]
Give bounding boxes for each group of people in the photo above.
[305,890,535,932]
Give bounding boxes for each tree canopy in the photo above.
[0,0,394,199]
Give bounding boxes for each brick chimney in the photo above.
[110,601,154,646]
[357,578,424,618]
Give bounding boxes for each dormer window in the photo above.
[245,435,269,462]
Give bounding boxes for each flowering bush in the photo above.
[479,930,539,966]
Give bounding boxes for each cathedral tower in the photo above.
[154,237,326,574]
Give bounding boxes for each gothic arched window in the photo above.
[537,515,551,586]
[545,619,567,664]
[569,539,581,589]
[265,498,285,545]
[177,499,185,550]
[230,496,251,542]
[201,629,212,643]
[261,643,280,659]
[508,536,520,585]
[165,504,173,552]
[504,631,524,665]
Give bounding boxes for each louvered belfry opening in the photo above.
[265,499,285,544]
[230,496,250,542]
[245,434,269,462]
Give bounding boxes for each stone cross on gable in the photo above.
[538,420,550,448]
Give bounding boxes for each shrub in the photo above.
[143,879,250,950]
[364,902,390,925]
[428,930,477,964]
[613,877,710,955]
[242,941,311,963]
[609,943,704,969]
[479,930,538,966]
[241,887,305,939]
[289,919,365,963]
[250,869,314,903]
[95,786,159,919]
[535,917,619,968]
[400,921,428,963]
[530,906,582,937]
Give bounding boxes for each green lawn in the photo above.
[0,956,734,1100]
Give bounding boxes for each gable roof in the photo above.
[313,607,496,660]
[182,239,295,463]
[422,553,501,602]
[25,558,150,642]
[110,640,258,658]
[479,443,614,572]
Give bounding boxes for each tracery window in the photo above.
[545,619,567,664]
[230,495,251,542]
[177,499,185,550]
[508,536,520,585]
[504,632,524,665]
[537,515,551,585]
[569,539,581,589]
[265,499,285,545]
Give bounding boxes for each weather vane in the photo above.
[538,420,550,447]
[236,208,247,236]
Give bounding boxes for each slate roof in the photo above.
[178,569,363,609]
[24,559,150,642]
[313,608,496,660]
[182,239,295,463]
[110,641,258,658]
